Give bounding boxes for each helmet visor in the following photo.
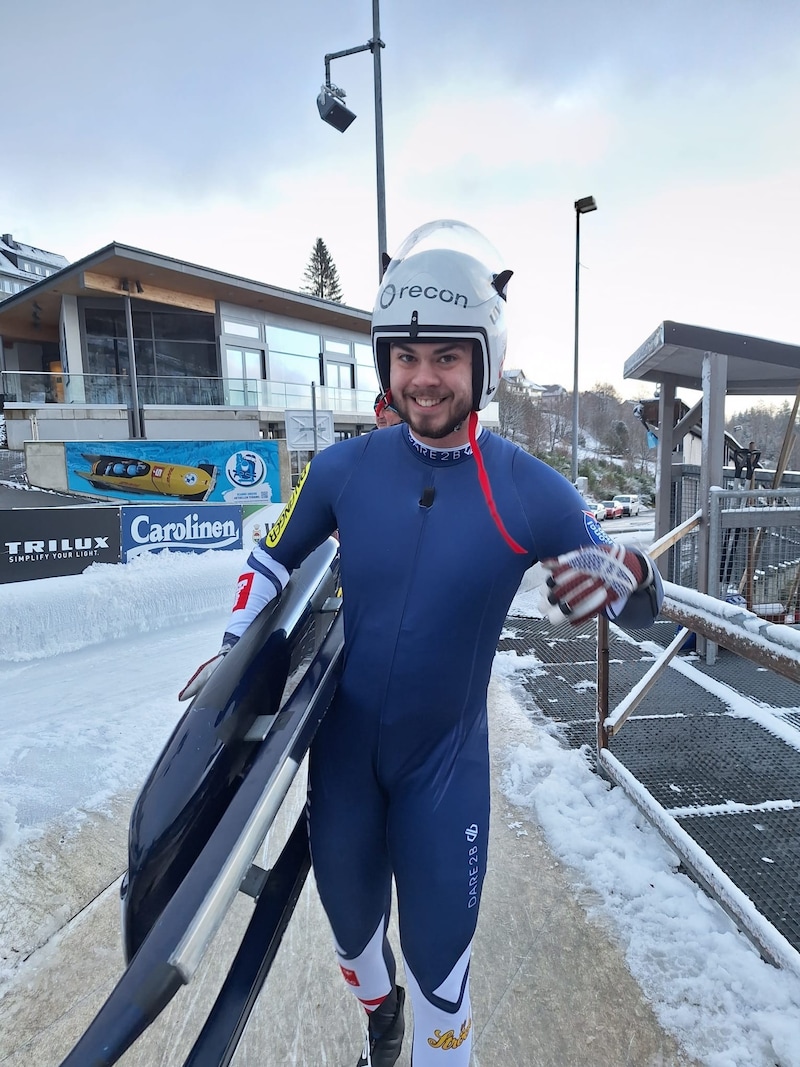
[388,219,505,280]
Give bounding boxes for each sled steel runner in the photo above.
[58,540,343,1067]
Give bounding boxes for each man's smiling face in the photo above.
[388,340,474,447]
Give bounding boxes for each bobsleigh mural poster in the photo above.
[65,441,282,504]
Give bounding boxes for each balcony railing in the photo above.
[0,371,378,418]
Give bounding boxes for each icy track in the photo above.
[2,553,800,1066]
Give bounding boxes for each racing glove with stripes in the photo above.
[539,543,656,626]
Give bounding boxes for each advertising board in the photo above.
[0,508,122,583]
[241,502,286,548]
[64,441,281,505]
[121,504,243,562]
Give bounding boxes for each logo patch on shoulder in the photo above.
[232,571,254,611]
[583,511,614,546]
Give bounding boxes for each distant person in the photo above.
[374,391,403,429]
[181,220,663,1066]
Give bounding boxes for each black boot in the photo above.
[356,985,406,1067]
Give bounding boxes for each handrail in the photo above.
[598,509,800,745]
[648,508,702,560]
[596,515,800,975]
[0,369,380,417]
[659,583,800,683]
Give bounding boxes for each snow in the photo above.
[493,633,800,1067]
[664,580,800,655]
[2,551,800,1066]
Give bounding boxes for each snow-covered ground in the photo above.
[2,551,800,1066]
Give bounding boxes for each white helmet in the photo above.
[372,220,513,411]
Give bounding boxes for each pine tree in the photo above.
[301,238,344,303]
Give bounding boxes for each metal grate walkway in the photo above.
[0,448,26,483]
[498,612,800,960]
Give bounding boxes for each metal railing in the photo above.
[0,370,379,417]
[708,487,800,621]
[594,512,800,974]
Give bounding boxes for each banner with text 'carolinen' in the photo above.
[120,504,243,561]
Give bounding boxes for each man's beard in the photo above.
[393,393,473,440]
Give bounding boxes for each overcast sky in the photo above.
[4,1,799,406]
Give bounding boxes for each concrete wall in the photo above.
[60,295,84,377]
[5,405,131,450]
[5,405,263,450]
[142,406,261,440]
[24,440,72,492]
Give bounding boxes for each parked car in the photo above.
[613,493,641,517]
[601,499,623,519]
[581,498,606,522]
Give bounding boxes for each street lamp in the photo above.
[317,0,387,280]
[571,194,598,486]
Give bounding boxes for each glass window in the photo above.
[84,306,219,383]
[265,325,320,358]
[325,339,350,355]
[327,361,353,389]
[132,310,152,338]
[223,319,260,339]
[268,350,319,385]
[226,346,262,378]
[226,346,261,406]
[355,342,373,366]
[152,310,215,342]
[155,340,217,377]
[135,339,156,377]
[86,310,127,339]
[357,364,379,392]
[87,334,129,376]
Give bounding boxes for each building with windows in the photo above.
[0,233,69,301]
[0,239,500,473]
[501,369,545,400]
[0,242,385,466]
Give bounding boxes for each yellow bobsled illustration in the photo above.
[75,454,217,501]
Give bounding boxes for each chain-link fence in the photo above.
[666,465,702,589]
[0,447,25,483]
[709,487,800,621]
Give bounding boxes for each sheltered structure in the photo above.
[624,320,800,601]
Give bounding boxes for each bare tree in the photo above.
[497,380,529,443]
[301,238,344,302]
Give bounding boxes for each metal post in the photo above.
[311,383,319,455]
[320,1,387,281]
[699,351,727,661]
[571,209,581,486]
[706,487,723,665]
[596,614,610,753]
[371,0,387,276]
[570,196,596,486]
[654,375,677,552]
[123,294,143,439]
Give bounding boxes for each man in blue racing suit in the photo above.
[181,220,663,1066]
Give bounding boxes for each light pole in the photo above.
[317,0,387,280]
[571,194,597,486]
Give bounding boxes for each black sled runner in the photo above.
[59,537,343,1067]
